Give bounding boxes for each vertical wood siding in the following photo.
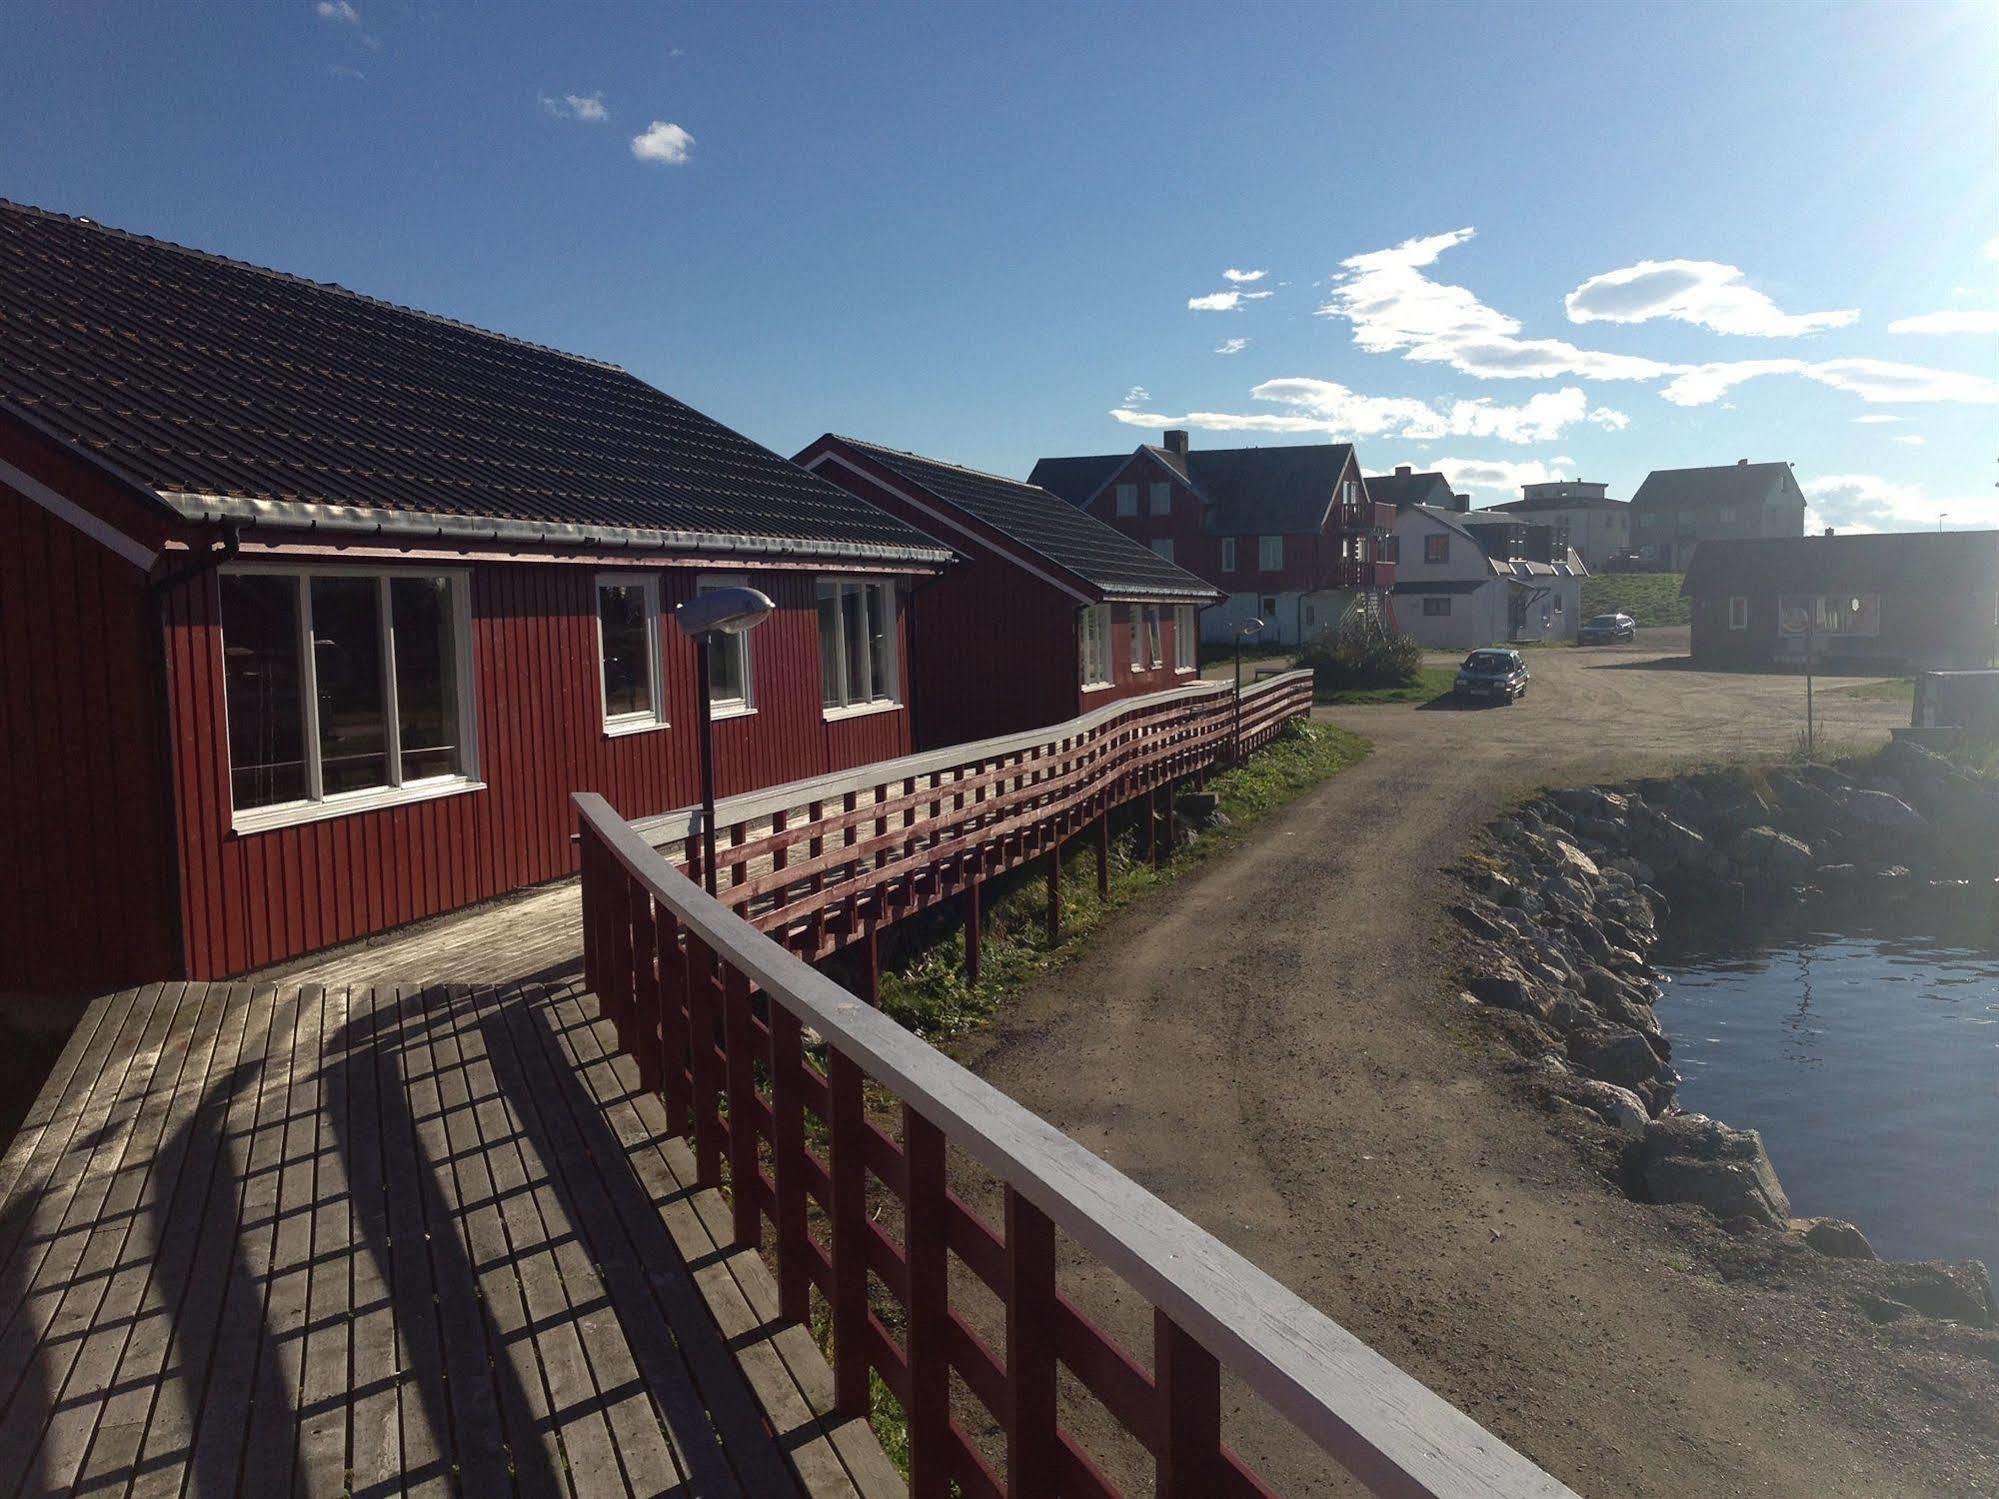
[161,559,916,978]
[0,484,179,992]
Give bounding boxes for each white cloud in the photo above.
[1123,385,1150,405]
[1565,258,1856,336]
[1660,356,1999,407]
[1427,456,1579,495]
[1320,228,1997,408]
[1887,309,1999,335]
[1589,406,1631,431]
[327,63,365,80]
[1892,434,1926,446]
[1801,474,1998,533]
[1111,380,1611,445]
[315,0,360,21]
[540,91,609,122]
[1214,338,1250,355]
[631,121,694,164]
[1853,414,1906,424]
[1188,290,1273,312]
[1223,268,1267,284]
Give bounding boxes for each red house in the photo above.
[1029,429,1396,645]
[0,202,951,992]
[797,436,1222,747]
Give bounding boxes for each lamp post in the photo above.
[1232,616,1265,764]
[674,586,775,895]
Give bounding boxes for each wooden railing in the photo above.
[575,677,1572,1497]
[625,672,1313,975]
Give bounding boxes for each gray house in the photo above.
[1630,460,1806,571]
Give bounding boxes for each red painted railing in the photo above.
[575,678,1573,1498]
[1323,559,1396,590]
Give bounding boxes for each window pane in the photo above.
[311,576,390,794]
[842,584,869,704]
[599,583,652,719]
[867,585,892,699]
[220,574,307,809]
[817,586,843,707]
[392,576,460,781]
[706,630,746,705]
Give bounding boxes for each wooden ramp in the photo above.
[0,981,899,1499]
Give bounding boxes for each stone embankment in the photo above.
[1457,735,1998,1330]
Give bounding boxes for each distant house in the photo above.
[0,201,952,991]
[1630,461,1806,571]
[1365,465,1459,513]
[1478,480,1632,570]
[1391,505,1589,649]
[797,436,1221,748]
[1683,531,1999,671]
[1029,430,1395,646]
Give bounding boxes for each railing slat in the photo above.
[1003,1186,1058,1498]
[722,964,760,1249]
[828,1048,871,1417]
[904,1106,951,1499]
[1157,1309,1222,1497]
[770,1005,811,1324]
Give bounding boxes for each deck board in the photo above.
[0,980,899,1498]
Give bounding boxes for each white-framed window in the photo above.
[1144,604,1163,668]
[1115,484,1138,517]
[1079,604,1112,690]
[1728,595,1749,630]
[817,577,900,715]
[1149,482,1172,516]
[1777,593,1882,639]
[1150,538,1175,563]
[218,565,479,831]
[1127,604,1143,670]
[1174,605,1197,672]
[1423,596,1453,617]
[1718,506,1737,523]
[1258,535,1283,572]
[1220,537,1237,572]
[697,572,755,717]
[597,574,665,735]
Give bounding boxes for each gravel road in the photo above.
[955,633,1994,1496]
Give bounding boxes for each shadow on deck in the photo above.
[0,980,895,1497]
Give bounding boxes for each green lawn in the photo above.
[1835,676,1915,706]
[1314,664,1458,705]
[1580,572,1688,627]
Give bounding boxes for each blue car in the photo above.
[1454,648,1530,703]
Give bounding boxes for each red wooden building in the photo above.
[1029,429,1396,645]
[0,201,952,992]
[796,436,1222,747]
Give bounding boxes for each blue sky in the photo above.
[6,1,1995,530]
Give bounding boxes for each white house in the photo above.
[1390,505,1589,649]
[1477,480,1632,571]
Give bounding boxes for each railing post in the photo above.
[686,934,725,1188]
[963,869,982,986]
[607,860,635,1040]
[903,1106,950,1499]
[1045,840,1061,943]
[769,1005,811,1324]
[580,827,600,999]
[1095,808,1110,898]
[828,1049,870,1418]
[860,922,880,1007]
[1155,1310,1222,1497]
[722,964,761,1249]
[628,879,662,1093]
[656,905,691,1138]
[1003,1187,1058,1498]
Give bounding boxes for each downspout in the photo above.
[147,522,243,980]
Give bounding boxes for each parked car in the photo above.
[1454,648,1530,703]
[1578,612,1636,645]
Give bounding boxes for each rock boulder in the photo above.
[1641,1115,1790,1228]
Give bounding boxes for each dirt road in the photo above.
[958,635,1992,1495]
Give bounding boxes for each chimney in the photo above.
[1452,493,1471,513]
[1395,464,1412,477]
[1737,458,1748,466]
[1164,429,1190,456]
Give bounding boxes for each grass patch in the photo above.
[856,720,1369,1044]
[1315,664,1458,705]
[1581,572,1688,627]
[1835,676,1916,705]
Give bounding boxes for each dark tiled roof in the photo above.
[1364,469,1456,510]
[0,201,948,563]
[1030,442,1357,535]
[1681,531,1999,597]
[1631,462,1802,512]
[1485,493,1629,513]
[825,438,1219,601]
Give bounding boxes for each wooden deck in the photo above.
[0,980,899,1498]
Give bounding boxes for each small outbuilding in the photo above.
[798,436,1222,748]
[1683,531,1999,671]
[0,202,951,991]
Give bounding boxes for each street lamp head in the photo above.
[1234,617,1266,638]
[675,586,775,638]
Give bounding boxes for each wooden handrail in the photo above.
[572,673,1576,1497]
